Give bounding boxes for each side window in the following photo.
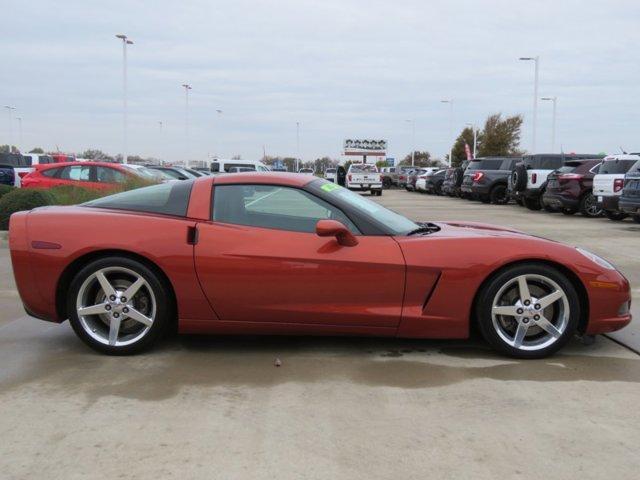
[96,166,127,183]
[41,167,61,178]
[60,165,91,181]
[211,162,220,172]
[212,185,359,234]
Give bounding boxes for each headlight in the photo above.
[576,247,617,270]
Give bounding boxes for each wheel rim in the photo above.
[584,194,602,216]
[76,266,156,347]
[491,274,570,351]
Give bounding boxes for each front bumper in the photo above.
[585,268,632,335]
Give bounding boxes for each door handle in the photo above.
[187,226,199,245]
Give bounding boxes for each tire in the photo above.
[489,184,509,205]
[579,193,603,218]
[604,210,628,221]
[561,208,577,215]
[382,177,392,189]
[511,165,527,192]
[435,181,443,196]
[524,197,542,211]
[515,197,524,206]
[67,256,173,355]
[453,168,464,188]
[633,215,640,223]
[476,263,580,359]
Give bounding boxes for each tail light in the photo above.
[614,178,624,192]
[347,174,352,182]
[532,173,538,183]
[18,171,29,178]
[472,172,485,182]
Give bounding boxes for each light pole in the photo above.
[4,106,15,152]
[16,117,22,152]
[519,56,539,154]
[405,119,415,166]
[465,122,477,159]
[541,96,557,153]
[116,34,133,164]
[214,109,223,160]
[182,84,192,139]
[441,99,454,166]
[296,121,300,172]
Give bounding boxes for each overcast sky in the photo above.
[2,0,639,162]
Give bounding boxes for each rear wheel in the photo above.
[382,177,392,189]
[524,197,542,211]
[604,210,628,221]
[489,184,509,205]
[67,257,173,355]
[476,263,580,359]
[579,193,603,217]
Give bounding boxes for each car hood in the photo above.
[430,221,531,239]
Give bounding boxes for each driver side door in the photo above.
[194,183,406,329]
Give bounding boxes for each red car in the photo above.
[9,173,631,358]
[21,161,150,191]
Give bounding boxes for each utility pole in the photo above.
[541,96,557,152]
[519,56,540,153]
[405,119,415,166]
[296,121,300,172]
[116,34,133,164]
[4,106,15,152]
[441,99,454,166]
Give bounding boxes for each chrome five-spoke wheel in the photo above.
[477,264,580,358]
[68,257,171,354]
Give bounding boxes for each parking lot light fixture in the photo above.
[116,34,133,164]
[182,84,192,146]
[405,119,415,166]
[441,99,454,166]
[519,56,540,154]
[4,106,16,152]
[541,96,557,153]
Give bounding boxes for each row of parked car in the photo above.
[401,153,640,223]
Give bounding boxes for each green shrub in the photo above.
[0,189,54,230]
[0,184,15,200]
[48,185,105,205]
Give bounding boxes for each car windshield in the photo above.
[121,165,161,180]
[466,159,506,170]
[311,180,418,235]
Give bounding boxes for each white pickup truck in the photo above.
[346,163,382,196]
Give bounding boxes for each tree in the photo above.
[231,154,242,160]
[450,127,475,167]
[312,156,336,174]
[477,113,523,157]
[81,149,114,162]
[29,147,45,154]
[399,151,438,167]
[0,145,18,154]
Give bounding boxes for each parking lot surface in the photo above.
[1,191,639,480]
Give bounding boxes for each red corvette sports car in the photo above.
[9,173,631,358]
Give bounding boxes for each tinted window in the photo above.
[500,158,519,170]
[41,167,61,178]
[60,165,91,181]
[523,155,564,170]
[349,164,377,173]
[96,166,127,183]
[224,163,255,173]
[599,159,639,174]
[40,155,54,164]
[84,180,193,216]
[211,162,220,172]
[212,184,359,234]
[0,153,26,167]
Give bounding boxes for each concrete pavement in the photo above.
[0,191,638,480]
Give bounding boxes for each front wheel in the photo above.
[604,210,628,221]
[490,185,509,205]
[476,263,580,359]
[67,257,173,355]
[579,193,603,218]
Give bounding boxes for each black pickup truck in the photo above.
[0,164,16,187]
[460,157,521,204]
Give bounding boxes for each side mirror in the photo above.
[316,220,359,247]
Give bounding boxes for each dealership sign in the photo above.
[343,139,387,151]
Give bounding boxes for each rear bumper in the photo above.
[597,195,620,211]
[510,188,542,200]
[619,196,640,214]
[347,184,382,191]
[542,191,579,209]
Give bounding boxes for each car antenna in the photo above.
[619,146,628,154]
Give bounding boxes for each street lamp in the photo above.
[441,99,454,166]
[296,122,300,172]
[182,83,192,140]
[541,96,557,153]
[213,109,223,160]
[405,119,415,166]
[4,106,16,153]
[16,117,22,153]
[519,56,540,154]
[116,34,133,164]
[465,122,477,159]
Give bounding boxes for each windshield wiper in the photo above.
[406,222,440,236]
